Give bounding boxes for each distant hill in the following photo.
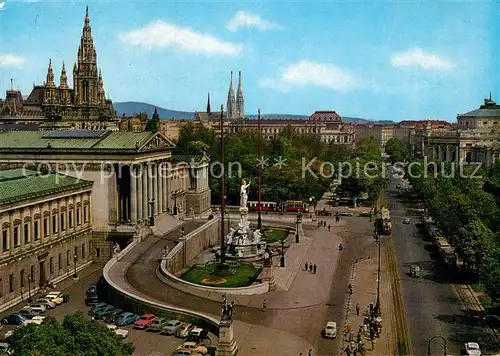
[114,102,194,120]
[113,101,394,124]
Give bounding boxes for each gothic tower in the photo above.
[226,71,236,119]
[74,6,104,106]
[43,59,56,105]
[236,71,244,118]
[59,62,71,105]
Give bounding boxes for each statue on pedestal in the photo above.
[113,243,121,255]
[221,299,235,321]
[161,245,169,259]
[240,179,250,208]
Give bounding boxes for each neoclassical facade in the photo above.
[0,130,211,262]
[423,97,500,166]
[0,7,117,130]
[0,169,93,312]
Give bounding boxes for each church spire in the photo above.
[46,59,55,87]
[236,71,244,119]
[226,71,236,119]
[207,93,211,114]
[59,61,68,89]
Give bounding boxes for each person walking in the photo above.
[308,349,313,356]
[262,299,267,311]
[309,263,313,272]
[356,303,360,315]
[328,224,331,231]
[305,262,309,271]
[348,283,353,295]
[313,264,317,274]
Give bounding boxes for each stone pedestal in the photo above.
[216,320,239,356]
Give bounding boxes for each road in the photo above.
[386,176,467,355]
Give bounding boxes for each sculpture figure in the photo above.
[252,229,262,243]
[240,179,250,208]
[113,243,121,255]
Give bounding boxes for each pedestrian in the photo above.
[356,303,360,315]
[348,283,353,295]
[305,262,308,271]
[317,221,320,227]
[313,264,317,274]
[309,263,313,272]
[328,224,331,231]
[308,349,313,356]
[262,299,267,311]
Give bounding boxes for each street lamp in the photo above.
[280,239,285,267]
[172,190,180,215]
[149,198,155,226]
[27,275,32,303]
[295,212,302,243]
[73,254,77,278]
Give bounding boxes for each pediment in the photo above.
[139,132,176,152]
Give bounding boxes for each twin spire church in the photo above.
[226,71,245,120]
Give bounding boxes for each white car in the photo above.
[36,298,56,309]
[106,324,129,339]
[23,316,45,325]
[465,342,481,356]
[44,292,63,305]
[324,321,337,338]
[28,303,46,313]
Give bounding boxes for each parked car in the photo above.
[115,312,140,326]
[338,211,353,217]
[44,292,63,305]
[87,284,97,295]
[104,309,124,324]
[35,298,56,309]
[409,264,421,277]
[176,341,208,355]
[92,305,116,319]
[29,303,47,314]
[22,316,45,326]
[61,293,70,303]
[1,314,25,325]
[106,325,129,339]
[147,317,168,332]
[19,307,40,320]
[172,351,192,356]
[88,303,108,315]
[85,294,99,306]
[161,320,182,335]
[359,211,372,217]
[465,342,481,356]
[134,313,157,329]
[324,321,337,338]
[187,328,208,343]
[175,323,195,338]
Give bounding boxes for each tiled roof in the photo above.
[171,154,207,164]
[459,108,500,117]
[0,168,38,181]
[0,169,92,205]
[0,123,40,131]
[0,130,157,152]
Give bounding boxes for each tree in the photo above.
[384,137,409,163]
[481,244,500,305]
[145,107,160,132]
[8,312,135,356]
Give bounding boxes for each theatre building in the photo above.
[0,169,93,312]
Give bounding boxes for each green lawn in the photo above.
[263,228,289,243]
[181,263,261,288]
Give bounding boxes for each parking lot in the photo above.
[1,263,217,356]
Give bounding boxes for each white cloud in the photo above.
[0,2,4,10]
[227,11,281,32]
[0,54,26,67]
[260,60,357,92]
[391,47,455,71]
[118,20,242,55]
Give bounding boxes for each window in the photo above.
[483,121,488,125]
[83,206,88,223]
[58,253,62,270]
[20,270,25,288]
[24,223,29,243]
[34,221,39,241]
[49,257,53,274]
[52,215,57,234]
[76,208,81,225]
[60,213,65,231]
[43,218,48,237]
[82,243,85,259]
[13,227,19,247]
[88,241,92,256]
[66,250,69,266]
[96,248,100,258]
[2,230,8,251]
[9,274,14,293]
[69,210,73,228]
[74,246,78,260]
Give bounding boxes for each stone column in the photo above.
[137,166,143,221]
[130,165,137,224]
[147,164,153,217]
[166,167,171,213]
[438,145,443,161]
[152,163,158,215]
[142,164,148,221]
[159,163,164,213]
[216,319,238,356]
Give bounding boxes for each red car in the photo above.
[134,313,157,329]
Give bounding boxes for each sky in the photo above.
[0,0,499,122]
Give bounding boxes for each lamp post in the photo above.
[172,190,180,215]
[295,212,302,243]
[181,227,186,267]
[73,254,77,278]
[280,239,285,267]
[149,198,155,226]
[27,275,32,303]
[257,109,262,229]
[427,335,447,356]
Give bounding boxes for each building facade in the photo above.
[0,130,211,262]
[0,7,117,130]
[0,169,93,312]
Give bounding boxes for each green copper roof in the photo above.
[0,170,92,205]
[0,130,158,151]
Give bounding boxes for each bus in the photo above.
[247,201,278,212]
[284,200,308,213]
[376,207,392,235]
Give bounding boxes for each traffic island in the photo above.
[181,262,262,288]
